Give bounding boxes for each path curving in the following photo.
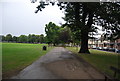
[12,47,105,79]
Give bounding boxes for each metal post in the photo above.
[115,40,117,53]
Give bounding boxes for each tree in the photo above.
[59,27,71,44]
[31,34,36,43]
[18,35,28,43]
[27,34,36,43]
[35,34,45,43]
[6,34,12,42]
[45,22,61,46]
[35,35,40,43]
[2,35,5,42]
[28,34,32,43]
[12,36,18,42]
[40,34,45,43]
[109,29,120,41]
[32,1,120,54]
[43,36,47,44]
[0,35,2,42]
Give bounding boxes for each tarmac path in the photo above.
[12,47,105,79]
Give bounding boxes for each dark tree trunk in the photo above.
[79,30,90,54]
[53,43,56,46]
[78,4,94,54]
[74,3,93,54]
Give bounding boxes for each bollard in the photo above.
[43,46,47,51]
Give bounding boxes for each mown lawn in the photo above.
[67,47,120,79]
[0,42,2,78]
[2,43,54,78]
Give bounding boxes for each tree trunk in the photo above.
[78,6,94,54]
[79,30,90,54]
[53,43,56,46]
[78,4,90,54]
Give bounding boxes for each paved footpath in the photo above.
[12,47,105,79]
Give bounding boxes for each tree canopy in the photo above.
[5,34,12,42]
[45,22,61,45]
[31,0,120,53]
[45,22,72,46]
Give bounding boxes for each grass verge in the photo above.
[67,47,120,79]
[2,43,54,78]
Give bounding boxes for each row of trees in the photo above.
[2,34,45,43]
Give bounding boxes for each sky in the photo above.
[1,0,65,36]
[0,0,104,38]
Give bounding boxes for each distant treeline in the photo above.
[0,22,81,45]
[1,34,46,43]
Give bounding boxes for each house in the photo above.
[115,38,120,50]
[88,36,120,52]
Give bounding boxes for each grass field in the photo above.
[0,42,2,79]
[67,47,120,79]
[2,43,54,78]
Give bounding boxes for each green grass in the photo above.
[0,42,2,77]
[67,47,120,79]
[2,43,54,78]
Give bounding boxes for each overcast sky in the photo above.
[0,0,104,38]
[1,0,65,36]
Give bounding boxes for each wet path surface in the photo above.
[12,47,105,79]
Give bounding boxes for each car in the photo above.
[117,50,120,53]
[96,47,103,50]
[102,47,109,51]
[92,46,97,49]
[108,48,115,52]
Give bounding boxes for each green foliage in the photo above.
[45,22,74,45]
[2,36,6,41]
[18,35,28,43]
[5,34,12,42]
[45,22,61,45]
[58,27,72,44]
[12,36,18,42]
[2,34,46,44]
[71,30,81,44]
[35,34,45,43]
[28,34,36,43]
